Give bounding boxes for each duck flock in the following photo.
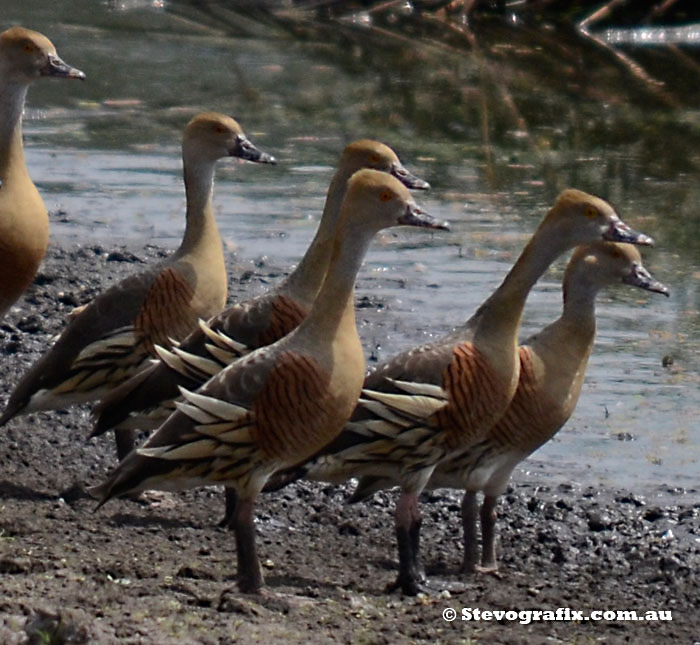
[0,26,669,596]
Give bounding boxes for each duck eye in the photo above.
[23,42,36,54]
[379,190,393,202]
[214,124,228,134]
[369,154,380,165]
[585,206,598,219]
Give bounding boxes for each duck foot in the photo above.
[459,560,478,575]
[135,490,179,509]
[218,587,316,615]
[473,564,503,579]
[385,573,423,596]
[386,573,467,596]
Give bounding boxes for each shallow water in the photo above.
[4,0,699,492]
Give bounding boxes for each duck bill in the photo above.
[391,161,430,190]
[623,264,670,296]
[43,53,85,80]
[230,134,276,164]
[398,202,449,230]
[604,216,654,246]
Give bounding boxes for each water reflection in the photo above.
[604,24,700,45]
[2,0,698,490]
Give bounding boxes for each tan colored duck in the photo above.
[91,140,429,462]
[90,169,449,594]
[279,189,654,594]
[0,112,275,442]
[352,241,669,574]
[0,27,84,320]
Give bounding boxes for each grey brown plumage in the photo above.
[91,139,429,460]
[0,27,84,321]
[91,168,448,594]
[0,112,274,439]
[287,189,654,594]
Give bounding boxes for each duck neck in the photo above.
[177,157,221,258]
[528,280,598,420]
[468,221,568,345]
[299,219,373,341]
[0,81,30,184]
[559,277,598,342]
[281,168,351,306]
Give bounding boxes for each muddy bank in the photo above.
[0,244,697,644]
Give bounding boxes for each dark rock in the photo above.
[644,507,666,522]
[106,250,143,263]
[588,512,612,531]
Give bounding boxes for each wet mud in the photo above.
[0,245,697,644]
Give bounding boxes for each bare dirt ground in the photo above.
[0,245,697,644]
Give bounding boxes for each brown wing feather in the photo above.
[364,340,456,392]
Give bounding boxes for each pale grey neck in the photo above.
[178,156,218,254]
[299,220,374,338]
[0,81,28,176]
[281,166,353,304]
[469,225,567,333]
[561,276,600,328]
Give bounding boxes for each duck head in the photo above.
[0,27,85,83]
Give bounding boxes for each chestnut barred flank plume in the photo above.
[436,343,506,450]
[486,346,563,451]
[253,351,344,462]
[133,267,197,354]
[254,295,308,347]
[52,269,198,399]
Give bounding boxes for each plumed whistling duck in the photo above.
[0,26,84,320]
[0,112,275,443]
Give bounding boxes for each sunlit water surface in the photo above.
[4,0,699,494]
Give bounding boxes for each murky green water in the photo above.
[4,0,699,491]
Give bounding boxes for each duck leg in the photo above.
[114,427,137,461]
[114,428,143,503]
[460,490,479,574]
[389,491,424,595]
[233,496,263,593]
[478,494,499,571]
[219,486,239,529]
[409,508,424,580]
